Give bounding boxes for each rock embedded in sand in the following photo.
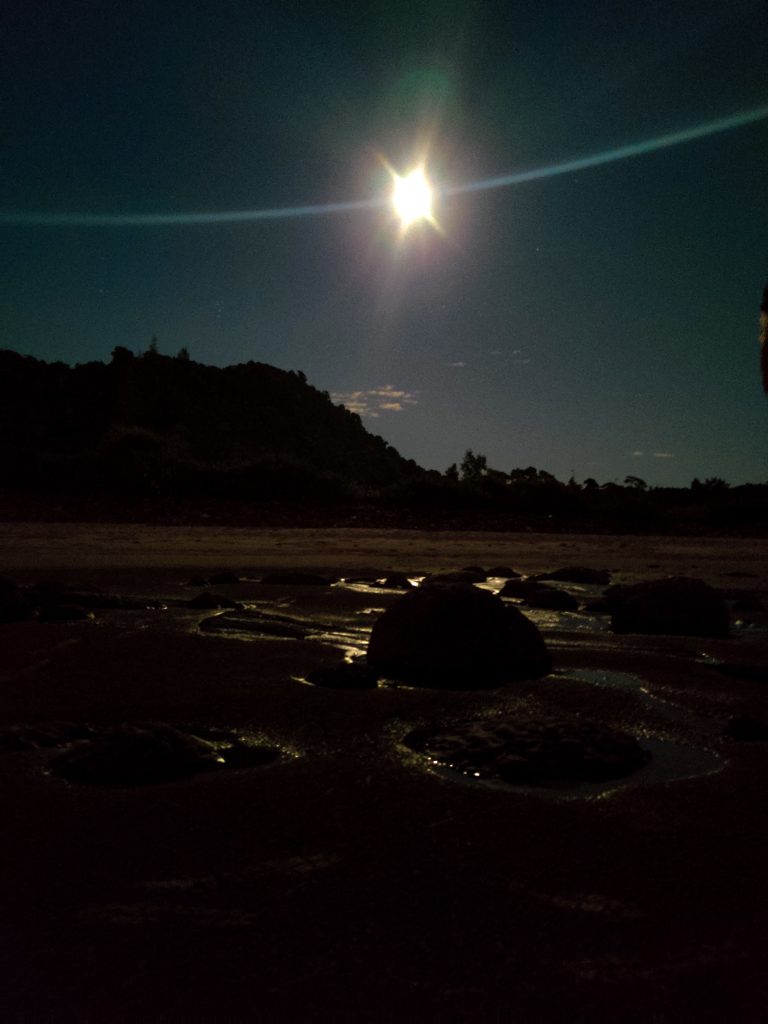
[48,723,225,785]
[606,577,729,637]
[367,583,551,686]
[498,578,538,599]
[486,566,520,578]
[408,716,649,783]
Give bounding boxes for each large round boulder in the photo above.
[367,583,551,687]
[608,577,729,637]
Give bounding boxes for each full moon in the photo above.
[391,167,434,228]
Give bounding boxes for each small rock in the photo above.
[486,566,520,578]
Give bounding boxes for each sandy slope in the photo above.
[1,523,765,582]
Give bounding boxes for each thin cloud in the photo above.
[447,361,466,367]
[652,452,675,459]
[632,451,645,457]
[331,384,419,418]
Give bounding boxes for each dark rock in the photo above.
[607,577,729,637]
[306,663,379,689]
[376,572,414,589]
[486,566,520,578]
[422,570,486,586]
[537,566,611,585]
[187,591,244,610]
[367,583,551,687]
[498,579,538,599]
[38,604,93,622]
[722,714,768,742]
[47,723,224,785]
[259,573,336,586]
[208,572,241,585]
[407,715,649,783]
[522,586,579,612]
[185,575,209,587]
[461,565,487,576]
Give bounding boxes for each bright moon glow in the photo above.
[392,168,433,228]
[2,105,767,227]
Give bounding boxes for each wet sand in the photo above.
[2,525,768,1022]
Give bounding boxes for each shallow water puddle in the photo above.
[419,735,723,800]
[403,666,724,799]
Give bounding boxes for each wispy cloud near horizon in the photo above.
[331,384,419,418]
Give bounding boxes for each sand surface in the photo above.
[2,525,768,1022]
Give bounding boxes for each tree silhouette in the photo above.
[459,450,487,481]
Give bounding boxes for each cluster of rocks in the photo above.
[0,574,171,624]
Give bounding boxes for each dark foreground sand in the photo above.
[2,525,768,1022]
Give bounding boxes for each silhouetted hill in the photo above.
[0,348,424,499]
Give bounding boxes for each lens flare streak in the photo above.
[1,105,765,228]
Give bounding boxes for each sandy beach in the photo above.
[2,525,767,1022]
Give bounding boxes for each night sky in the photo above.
[2,0,766,486]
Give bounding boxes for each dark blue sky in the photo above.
[2,0,766,485]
